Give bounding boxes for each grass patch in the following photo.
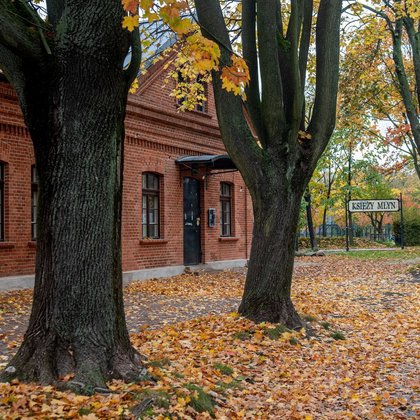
[331,331,346,340]
[233,330,254,341]
[141,407,156,418]
[334,248,420,260]
[320,321,331,330]
[147,358,171,368]
[289,337,299,345]
[78,407,91,416]
[263,324,291,340]
[302,314,317,322]
[183,383,215,418]
[134,389,171,410]
[214,363,234,376]
[216,379,244,392]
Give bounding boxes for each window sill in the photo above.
[175,105,212,118]
[189,109,212,118]
[140,239,168,245]
[28,241,37,248]
[219,237,239,242]
[0,242,15,249]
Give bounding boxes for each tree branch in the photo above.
[242,0,264,141]
[46,0,65,28]
[257,0,286,143]
[194,0,263,191]
[402,16,420,109]
[276,0,304,132]
[0,44,27,111]
[0,0,44,61]
[299,0,313,130]
[392,18,420,152]
[307,0,342,162]
[124,27,142,89]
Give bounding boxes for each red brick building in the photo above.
[0,58,252,285]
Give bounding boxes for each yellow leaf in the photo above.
[122,15,139,32]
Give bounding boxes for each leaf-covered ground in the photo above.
[0,251,419,419]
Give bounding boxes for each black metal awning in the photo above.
[175,154,237,171]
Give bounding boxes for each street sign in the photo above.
[348,199,400,213]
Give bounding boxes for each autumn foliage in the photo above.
[1,252,419,418]
[121,0,250,106]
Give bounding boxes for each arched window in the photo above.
[0,162,4,241]
[220,182,232,236]
[142,173,160,239]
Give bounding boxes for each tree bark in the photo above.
[238,186,303,328]
[0,1,144,387]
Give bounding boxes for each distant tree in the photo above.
[310,130,350,235]
[341,1,420,179]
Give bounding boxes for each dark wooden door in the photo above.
[183,177,201,265]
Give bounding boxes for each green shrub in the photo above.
[394,208,420,246]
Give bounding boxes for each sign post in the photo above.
[345,197,349,252]
[347,198,403,249]
[400,193,404,250]
[348,199,400,213]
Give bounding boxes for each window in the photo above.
[0,163,4,241]
[31,166,38,240]
[142,173,160,239]
[220,182,232,236]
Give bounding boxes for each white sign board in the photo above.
[348,199,400,213]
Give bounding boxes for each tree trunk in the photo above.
[348,211,355,245]
[0,2,144,388]
[304,190,317,249]
[322,206,328,237]
[322,178,333,237]
[238,188,303,329]
[194,0,342,329]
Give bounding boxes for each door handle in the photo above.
[196,217,201,226]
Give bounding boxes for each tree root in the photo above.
[238,297,303,330]
[0,334,149,391]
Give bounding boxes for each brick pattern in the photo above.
[0,60,253,278]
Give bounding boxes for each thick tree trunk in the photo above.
[0,2,144,388]
[238,189,303,329]
[2,76,144,388]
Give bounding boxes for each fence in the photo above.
[299,223,394,242]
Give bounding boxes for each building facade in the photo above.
[0,58,253,283]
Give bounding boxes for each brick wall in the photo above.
[0,83,36,276]
[0,59,253,279]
